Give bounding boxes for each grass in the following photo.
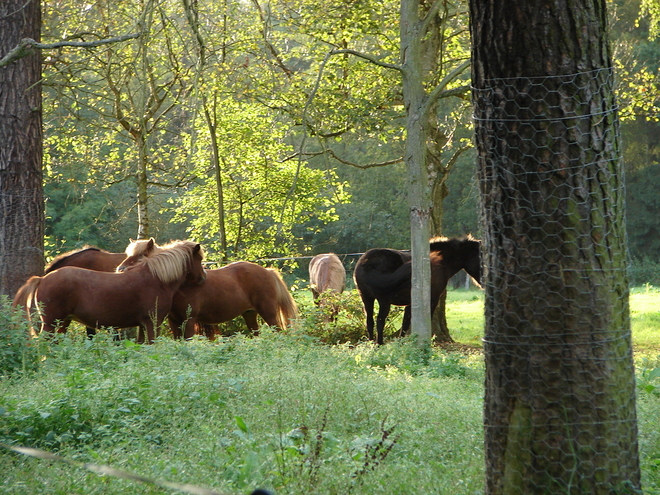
[0,286,659,494]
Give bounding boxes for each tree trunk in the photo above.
[470,1,641,493]
[0,0,44,297]
[400,0,433,346]
[136,133,149,240]
[204,101,227,260]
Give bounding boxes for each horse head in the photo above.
[116,238,160,272]
[462,236,482,287]
[117,239,206,286]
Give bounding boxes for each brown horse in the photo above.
[309,253,346,321]
[48,246,129,338]
[353,236,481,345]
[118,240,299,339]
[11,246,128,338]
[45,246,127,273]
[13,241,206,343]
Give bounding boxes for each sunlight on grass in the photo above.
[631,285,660,356]
[445,289,484,346]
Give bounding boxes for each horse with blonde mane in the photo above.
[13,240,206,343]
[309,253,346,321]
[118,239,298,339]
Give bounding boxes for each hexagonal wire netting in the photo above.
[472,67,639,493]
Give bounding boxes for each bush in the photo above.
[294,290,404,345]
[0,296,43,377]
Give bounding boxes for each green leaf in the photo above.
[235,416,248,433]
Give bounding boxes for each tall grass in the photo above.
[1,287,659,494]
[0,331,484,495]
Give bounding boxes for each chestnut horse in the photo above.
[118,239,298,339]
[309,253,346,320]
[46,246,128,338]
[12,246,127,338]
[45,246,127,273]
[353,236,481,345]
[13,241,206,343]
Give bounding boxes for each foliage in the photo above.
[0,332,485,495]
[0,297,43,377]
[293,289,403,345]
[630,257,660,286]
[2,289,660,493]
[33,0,660,267]
[171,100,350,260]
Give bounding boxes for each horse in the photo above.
[118,239,299,339]
[45,246,127,273]
[11,246,129,339]
[13,240,206,344]
[309,253,346,321]
[353,235,481,345]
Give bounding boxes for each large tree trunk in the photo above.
[0,0,44,297]
[470,1,641,493]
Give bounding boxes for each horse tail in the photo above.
[12,276,43,337]
[268,268,298,329]
[12,276,42,312]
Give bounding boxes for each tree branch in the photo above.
[282,149,403,169]
[424,59,471,112]
[0,33,140,68]
[330,48,402,72]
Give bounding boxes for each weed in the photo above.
[0,296,45,377]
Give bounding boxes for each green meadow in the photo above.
[1,287,659,495]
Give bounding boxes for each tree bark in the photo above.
[470,1,641,493]
[400,0,433,346]
[0,0,44,297]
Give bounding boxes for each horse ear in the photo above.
[147,238,154,249]
[129,238,134,243]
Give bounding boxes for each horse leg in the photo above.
[399,306,411,337]
[168,316,184,340]
[183,318,197,340]
[375,301,391,346]
[202,324,218,340]
[242,310,260,333]
[86,326,97,339]
[360,295,376,341]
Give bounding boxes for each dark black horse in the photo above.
[353,236,481,345]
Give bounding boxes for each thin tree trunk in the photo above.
[401,0,433,346]
[136,133,149,240]
[204,101,227,260]
[0,0,44,297]
[471,0,640,493]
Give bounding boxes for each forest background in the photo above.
[41,0,660,283]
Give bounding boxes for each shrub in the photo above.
[0,296,43,377]
[294,290,404,345]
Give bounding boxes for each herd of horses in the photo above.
[12,236,481,345]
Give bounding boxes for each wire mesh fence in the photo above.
[473,68,640,493]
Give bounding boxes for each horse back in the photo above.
[309,253,346,294]
[354,248,412,300]
[46,248,125,273]
[36,266,165,328]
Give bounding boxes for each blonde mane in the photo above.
[130,240,203,283]
[125,238,161,257]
